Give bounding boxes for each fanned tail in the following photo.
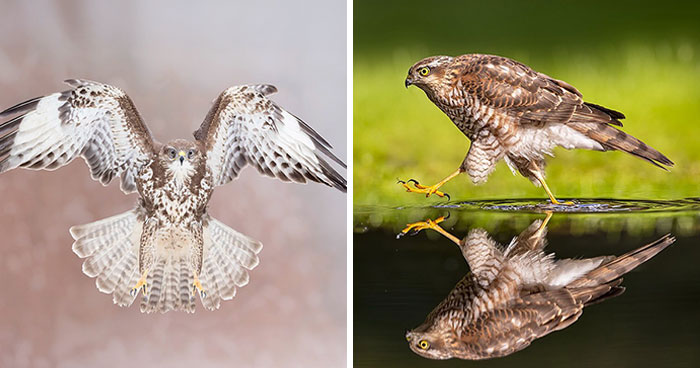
[71,210,263,313]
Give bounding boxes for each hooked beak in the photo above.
[178,151,185,165]
[405,77,413,88]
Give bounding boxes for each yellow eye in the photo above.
[418,67,430,76]
[419,340,430,350]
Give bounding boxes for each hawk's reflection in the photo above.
[401,213,674,360]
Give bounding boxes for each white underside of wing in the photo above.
[278,110,316,152]
[275,110,321,166]
[7,94,84,170]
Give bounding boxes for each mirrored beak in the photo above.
[405,77,412,88]
[178,151,185,164]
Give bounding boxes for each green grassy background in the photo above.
[354,0,700,206]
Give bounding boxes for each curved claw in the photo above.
[130,271,149,298]
[398,178,450,199]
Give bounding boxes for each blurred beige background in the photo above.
[0,1,347,367]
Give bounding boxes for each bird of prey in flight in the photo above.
[401,54,672,204]
[0,79,346,313]
[400,214,674,359]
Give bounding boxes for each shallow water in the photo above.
[354,199,700,367]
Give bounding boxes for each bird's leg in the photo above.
[530,169,573,205]
[398,169,462,200]
[192,272,206,298]
[399,215,461,245]
[534,211,553,238]
[130,269,149,297]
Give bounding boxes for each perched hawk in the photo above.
[401,54,673,204]
[401,215,674,360]
[0,79,346,313]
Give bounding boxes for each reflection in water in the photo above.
[401,214,675,360]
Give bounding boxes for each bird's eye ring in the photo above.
[187,149,195,159]
[419,340,430,350]
[168,148,177,159]
[418,67,430,76]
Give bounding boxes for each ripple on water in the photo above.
[426,197,700,214]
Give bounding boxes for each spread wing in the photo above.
[456,54,624,126]
[193,84,346,192]
[0,79,155,193]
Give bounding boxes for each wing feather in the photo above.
[457,55,624,126]
[193,85,346,192]
[0,79,155,193]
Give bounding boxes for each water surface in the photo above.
[354,199,700,367]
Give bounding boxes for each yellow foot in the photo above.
[192,274,206,298]
[550,198,575,206]
[397,179,450,200]
[130,270,149,297]
[397,215,462,245]
[399,216,448,237]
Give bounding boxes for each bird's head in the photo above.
[160,139,201,184]
[405,56,453,93]
[405,326,453,360]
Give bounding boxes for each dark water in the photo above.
[354,199,700,367]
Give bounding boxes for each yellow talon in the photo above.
[398,215,462,245]
[399,179,450,199]
[192,274,206,297]
[397,169,462,200]
[130,270,149,297]
[400,216,448,235]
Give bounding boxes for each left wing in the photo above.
[193,84,346,192]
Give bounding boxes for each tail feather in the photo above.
[70,209,142,309]
[568,279,625,307]
[141,258,166,313]
[193,214,265,310]
[70,211,137,258]
[163,258,180,312]
[95,241,131,293]
[569,234,675,289]
[210,243,238,300]
[112,253,139,307]
[570,122,674,169]
[177,258,196,313]
[208,217,262,270]
[200,256,223,310]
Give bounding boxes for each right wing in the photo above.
[0,79,155,193]
[193,84,346,192]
